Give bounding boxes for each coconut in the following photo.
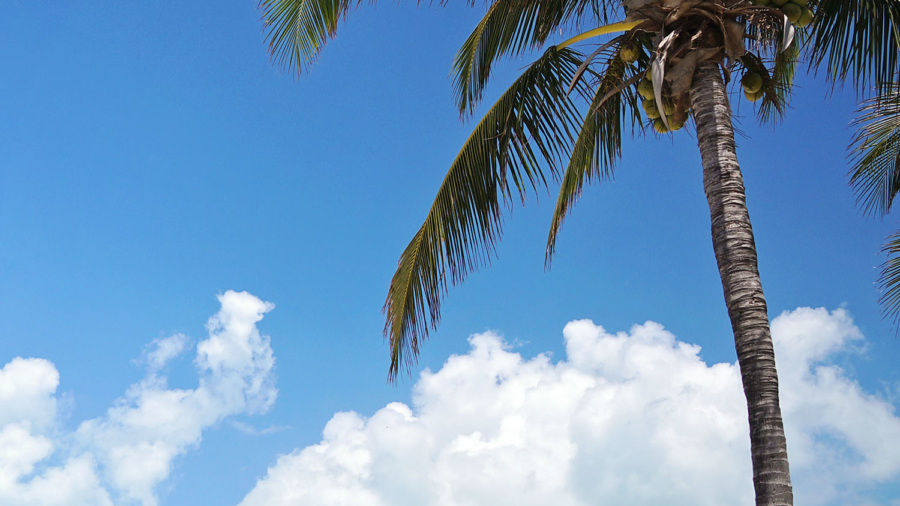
[619,45,638,64]
[796,7,812,26]
[643,99,661,119]
[743,89,764,102]
[668,115,685,131]
[741,72,763,94]
[772,0,789,6]
[783,3,802,22]
[662,98,676,115]
[653,118,669,133]
[637,79,655,100]
[789,0,806,6]
[756,0,772,5]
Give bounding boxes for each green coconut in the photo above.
[619,45,639,64]
[637,79,655,100]
[783,3,802,22]
[668,114,685,131]
[653,117,669,134]
[772,0,790,6]
[796,7,812,26]
[741,72,763,94]
[744,89,764,102]
[662,98,676,116]
[789,0,807,6]
[642,99,661,119]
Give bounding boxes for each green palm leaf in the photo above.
[259,0,357,75]
[546,53,640,264]
[879,231,900,326]
[849,85,900,216]
[807,0,900,91]
[384,46,586,380]
[453,0,616,116]
[848,85,900,328]
[759,40,799,124]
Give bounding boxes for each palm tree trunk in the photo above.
[690,62,793,506]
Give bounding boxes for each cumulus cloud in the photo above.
[240,308,900,506]
[773,308,900,503]
[0,290,276,506]
[0,358,59,430]
[3,298,898,506]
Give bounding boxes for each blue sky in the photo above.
[1,2,899,505]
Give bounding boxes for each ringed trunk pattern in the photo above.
[690,62,793,506]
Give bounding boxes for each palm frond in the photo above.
[849,85,900,216]
[807,0,900,91]
[384,47,586,380]
[545,53,641,264]
[453,0,619,116]
[759,40,798,124]
[259,0,357,75]
[878,230,900,327]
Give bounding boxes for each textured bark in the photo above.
[690,62,793,506]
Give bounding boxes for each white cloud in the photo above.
[3,298,897,506]
[142,334,189,373]
[0,290,277,506]
[0,411,113,506]
[241,308,900,506]
[773,308,900,504]
[230,421,290,436]
[0,358,59,430]
[0,422,54,487]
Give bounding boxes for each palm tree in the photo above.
[805,0,900,327]
[259,1,801,504]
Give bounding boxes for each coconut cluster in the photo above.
[633,66,689,134]
[614,0,801,128]
[740,0,812,104]
[750,0,812,26]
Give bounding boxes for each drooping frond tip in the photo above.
[878,231,900,331]
[259,0,356,75]
[546,51,640,265]
[384,47,586,381]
